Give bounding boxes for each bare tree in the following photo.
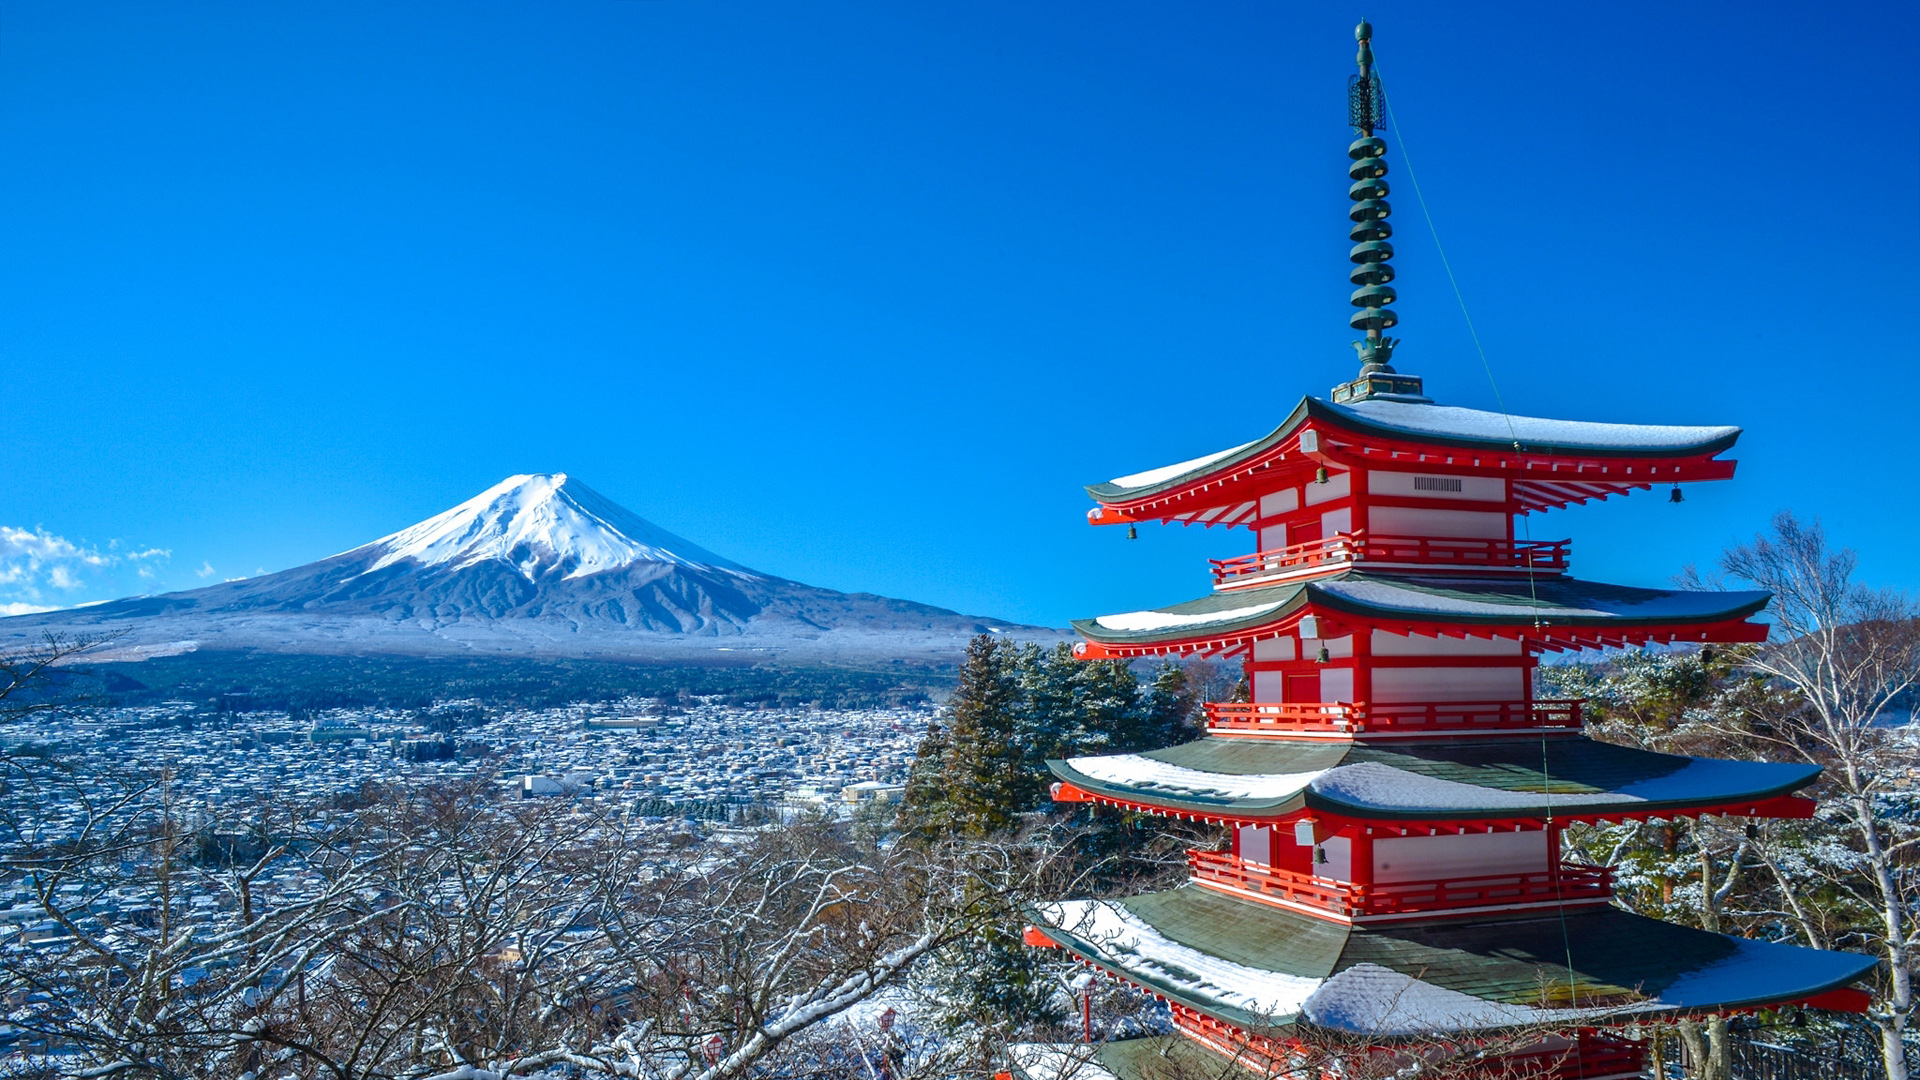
[0,631,124,724]
[0,767,1064,1080]
[1696,511,1920,1080]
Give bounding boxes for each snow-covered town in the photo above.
[3,696,926,828]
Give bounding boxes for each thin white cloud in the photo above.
[197,561,217,579]
[0,602,59,617]
[0,525,175,614]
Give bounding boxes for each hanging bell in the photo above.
[1701,646,1715,665]
[1746,821,1759,840]
[1126,525,1138,541]
[1313,845,1329,865]
[1669,484,1684,504]
[1315,466,1330,485]
[1316,644,1331,664]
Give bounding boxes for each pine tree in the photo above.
[930,635,1029,837]
[1019,643,1083,768]
[1136,662,1200,750]
[899,713,953,835]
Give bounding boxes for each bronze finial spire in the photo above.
[1332,17,1429,405]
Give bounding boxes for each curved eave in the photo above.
[1072,576,1771,653]
[1049,759,1820,825]
[1085,401,1314,505]
[1084,397,1742,511]
[1049,737,1823,825]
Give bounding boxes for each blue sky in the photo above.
[3,1,1915,628]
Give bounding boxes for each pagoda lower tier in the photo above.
[1028,888,1876,1033]
[1014,888,1876,1080]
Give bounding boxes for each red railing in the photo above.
[1210,531,1570,585]
[1205,699,1583,735]
[1187,849,1614,918]
[1490,1034,1644,1080]
[1170,1011,1641,1080]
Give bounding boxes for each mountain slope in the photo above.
[2,474,1053,663]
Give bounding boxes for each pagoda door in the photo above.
[1285,673,1320,705]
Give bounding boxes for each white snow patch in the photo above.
[1302,964,1578,1034]
[345,473,760,582]
[1038,899,1324,1020]
[1107,439,1260,490]
[1068,754,1324,801]
[1094,602,1282,633]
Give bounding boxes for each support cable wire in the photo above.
[1380,73,1587,1072]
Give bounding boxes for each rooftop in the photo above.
[1088,396,1742,508]
[1029,886,1877,1035]
[1072,572,1770,655]
[1049,735,1820,823]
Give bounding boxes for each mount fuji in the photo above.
[2,474,1052,663]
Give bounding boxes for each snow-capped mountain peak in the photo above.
[353,473,757,581]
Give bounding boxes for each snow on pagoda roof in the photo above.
[1087,396,1741,504]
[1029,887,1877,1036]
[1331,399,1740,457]
[1075,572,1769,648]
[1049,736,1819,821]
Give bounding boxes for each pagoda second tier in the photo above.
[1072,571,1770,660]
[1084,396,1740,529]
[1023,887,1877,1043]
[1048,735,1819,826]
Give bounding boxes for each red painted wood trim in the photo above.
[1798,987,1872,1013]
[1022,925,1060,949]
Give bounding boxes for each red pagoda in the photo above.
[1009,20,1876,1080]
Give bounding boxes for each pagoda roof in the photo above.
[1028,886,1876,1035]
[1088,397,1741,506]
[1048,735,1819,823]
[1072,572,1770,655]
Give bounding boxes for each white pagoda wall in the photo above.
[1367,505,1506,539]
[1371,830,1548,883]
[1366,631,1528,704]
[1366,470,1507,503]
[1371,667,1524,702]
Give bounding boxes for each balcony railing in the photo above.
[1205,699,1583,735]
[1210,531,1569,586]
[1188,849,1614,918]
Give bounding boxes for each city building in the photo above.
[1011,22,1877,1080]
